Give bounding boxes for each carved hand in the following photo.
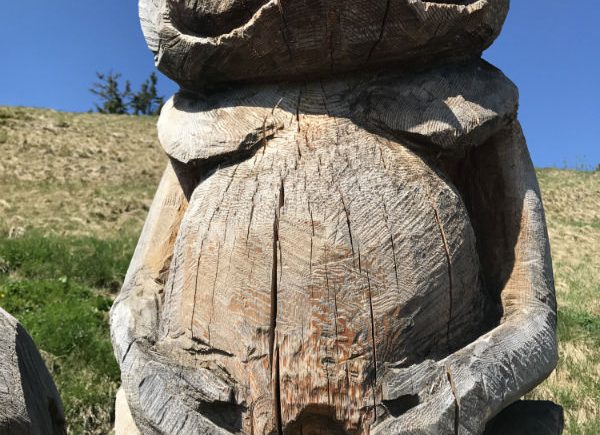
[373,123,558,434]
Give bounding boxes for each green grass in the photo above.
[525,169,600,435]
[0,231,136,290]
[559,309,600,344]
[0,232,137,434]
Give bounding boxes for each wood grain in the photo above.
[112,2,560,433]
[0,308,66,434]
[139,0,509,90]
[372,123,559,434]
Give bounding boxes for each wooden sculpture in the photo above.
[111,0,560,433]
[0,308,66,434]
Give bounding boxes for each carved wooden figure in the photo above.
[111,1,560,433]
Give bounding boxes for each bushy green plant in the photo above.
[90,72,130,115]
[91,71,164,115]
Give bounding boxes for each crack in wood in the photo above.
[273,345,283,434]
[207,242,222,344]
[365,269,378,419]
[121,337,138,364]
[295,87,303,132]
[446,365,460,435]
[246,175,260,248]
[320,81,342,146]
[191,246,205,339]
[366,0,392,62]
[381,199,400,291]
[333,281,341,364]
[276,0,293,60]
[341,200,355,258]
[428,192,455,351]
[270,178,285,434]
[323,261,336,410]
[191,165,239,341]
[357,244,363,274]
[308,199,315,279]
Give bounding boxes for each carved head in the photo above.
[141,0,508,89]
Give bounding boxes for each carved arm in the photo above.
[375,122,558,434]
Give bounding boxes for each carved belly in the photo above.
[159,126,483,433]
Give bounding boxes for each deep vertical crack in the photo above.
[308,200,315,278]
[446,365,460,435]
[428,193,454,351]
[274,345,283,435]
[366,270,378,416]
[339,193,355,260]
[366,0,392,62]
[270,179,285,434]
[381,199,400,291]
[246,175,260,244]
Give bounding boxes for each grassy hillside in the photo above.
[1,106,598,434]
[530,169,600,434]
[0,106,164,236]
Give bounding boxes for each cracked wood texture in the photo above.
[140,0,509,90]
[112,1,560,434]
[0,308,66,434]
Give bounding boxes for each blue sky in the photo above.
[0,1,598,169]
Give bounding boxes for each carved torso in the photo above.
[149,66,514,432]
[160,123,484,433]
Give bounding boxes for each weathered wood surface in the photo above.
[113,0,560,433]
[371,122,558,434]
[111,66,558,434]
[0,308,66,434]
[157,60,518,164]
[140,0,509,90]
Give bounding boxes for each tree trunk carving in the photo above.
[112,1,562,433]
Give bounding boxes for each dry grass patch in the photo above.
[0,106,166,236]
[527,169,600,434]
